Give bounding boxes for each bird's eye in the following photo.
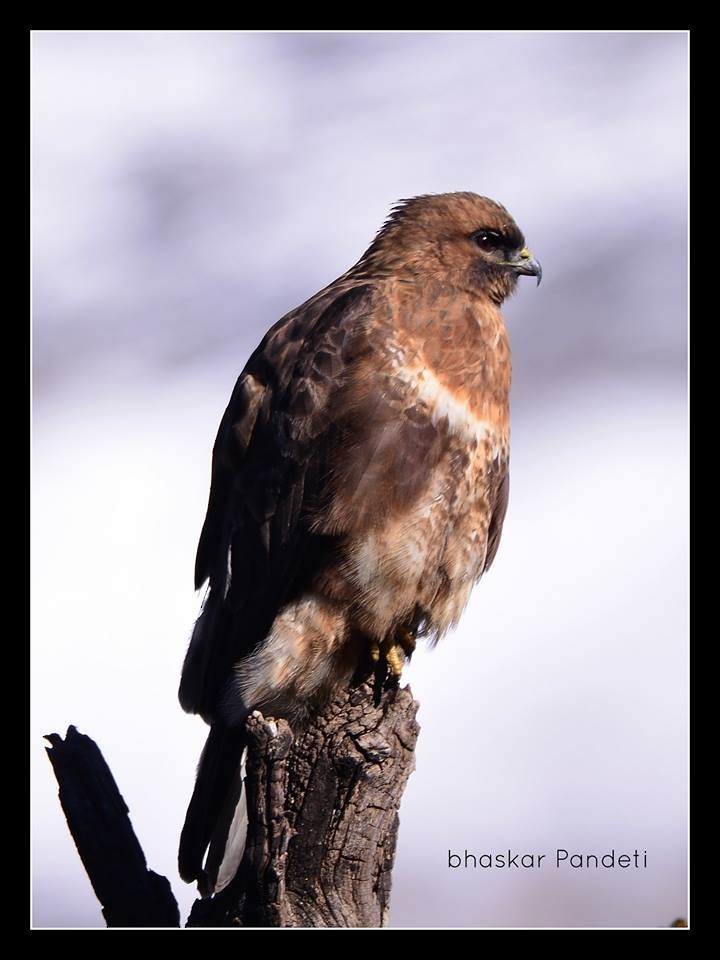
[473,230,503,250]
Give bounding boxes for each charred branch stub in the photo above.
[44,726,180,928]
[187,681,420,928]
[46,682,419,928]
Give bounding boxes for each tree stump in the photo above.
[187,680,420,927]
[46,681,419,928]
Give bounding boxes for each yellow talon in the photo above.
[370,632,414,678]
[384,641,405,678]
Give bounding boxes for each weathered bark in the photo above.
[187,681,420,927]
[44,726,180,928]
[47,681,418,928]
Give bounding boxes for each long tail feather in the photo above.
[178,721,248,893]
[204,751,249,894]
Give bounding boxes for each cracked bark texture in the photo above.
[187,680,420,928]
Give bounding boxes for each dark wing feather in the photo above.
[179,284,375,723]
[483,468,509,572]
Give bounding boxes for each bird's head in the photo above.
[361,192,541,304]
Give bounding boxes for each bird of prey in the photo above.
[178,191,541,895]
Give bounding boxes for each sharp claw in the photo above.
[369,631,414,679]
[396,626,416,657]
[384,640,405,678]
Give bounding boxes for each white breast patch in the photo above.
[396,364,496,447]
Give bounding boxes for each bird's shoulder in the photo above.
[194,279,382,589]
[220,282,371,435]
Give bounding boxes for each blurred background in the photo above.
[31,31,688,928]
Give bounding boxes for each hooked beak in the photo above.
[509,247,542,286]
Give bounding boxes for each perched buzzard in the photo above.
[179,192,541,894]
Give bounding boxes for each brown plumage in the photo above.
[178,191,541,894]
